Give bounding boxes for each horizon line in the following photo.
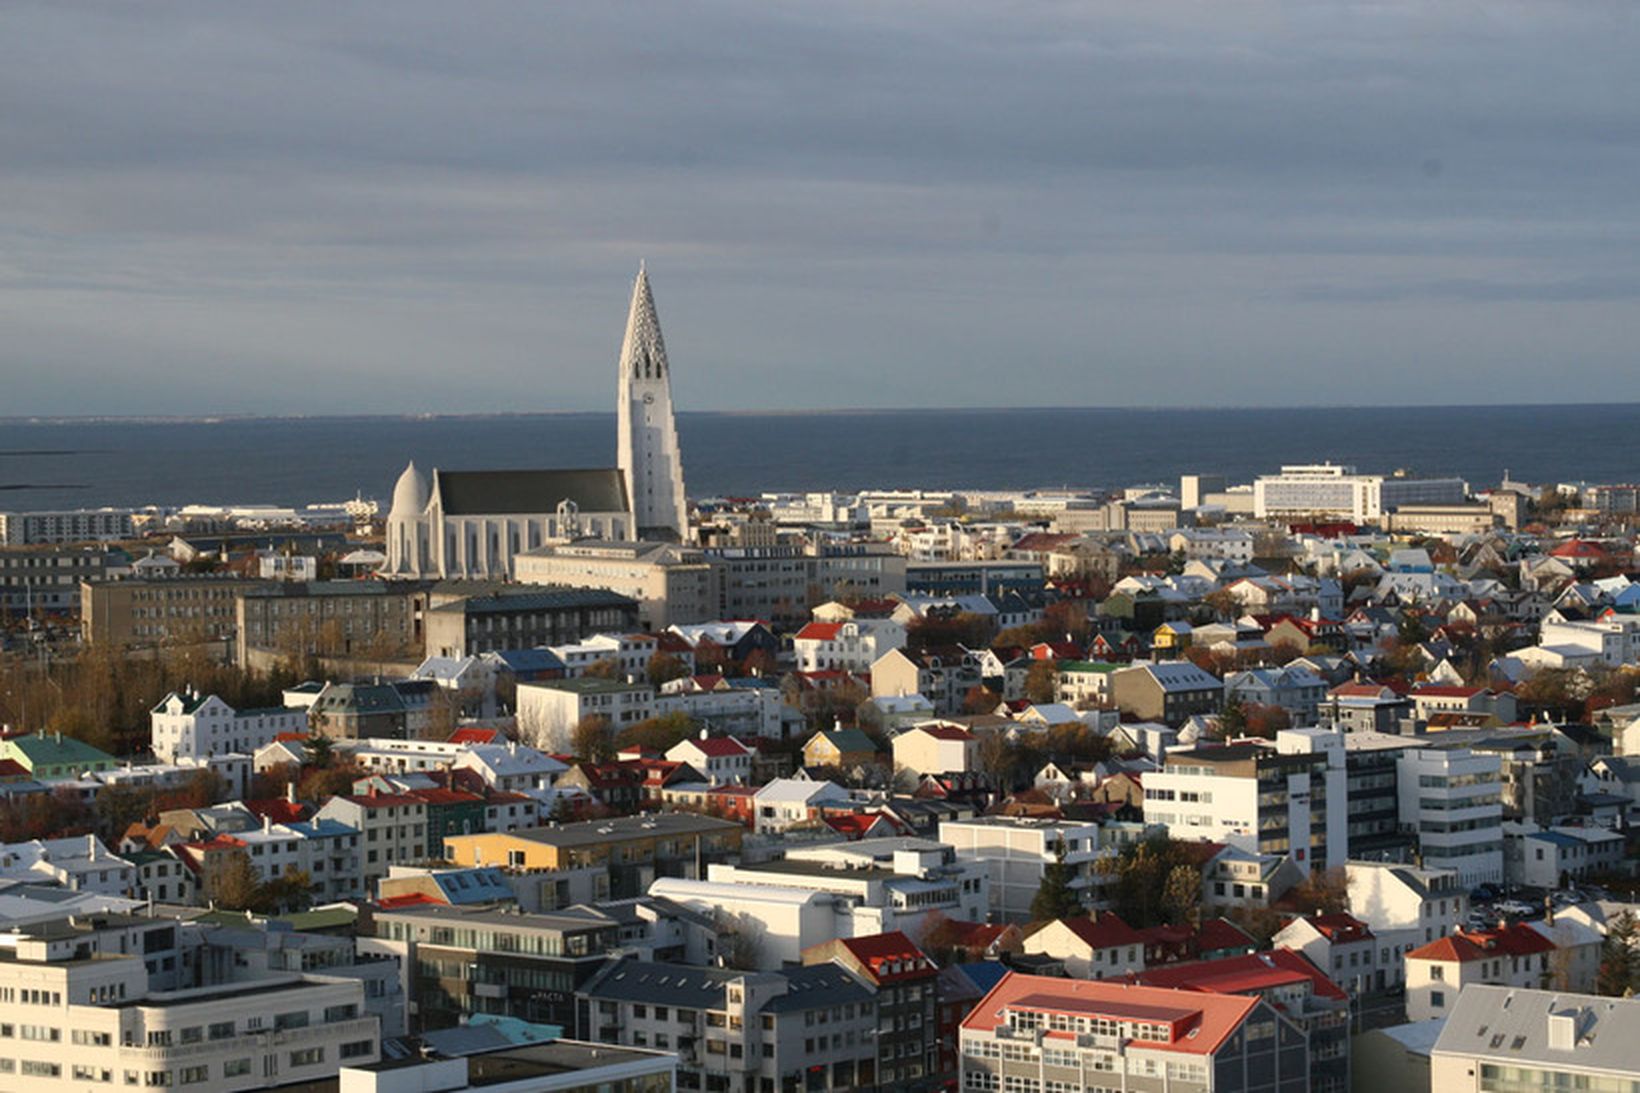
[2,400,1635,425]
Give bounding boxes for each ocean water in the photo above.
[0,404,1635,511]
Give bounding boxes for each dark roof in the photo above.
[434,469,629,516]
[762,965,873,1013]
[440,588,639,615]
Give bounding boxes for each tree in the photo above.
[646,652,690,688]
[1030,843,1082,921]
[1024,661,1058,705]
[977,732,1021,791]
[582,657,623,681]
[1287,867,1351,916]
[740,648,779,679]
[1161,864,1203,928]
[571,715,615,762]
[1095,835,1205,928]
[261,866,314,914]
[1242,703,1292,740]
[961,685,1000,715]
[1597,911,1638,997]
[693,638,729,674]
[303,731,335,770]
[615,711,698,755]
[215,852,263,912]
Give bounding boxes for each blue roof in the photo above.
[433,868,515,905]
[287,819,359,839]
[954,961,1010,994]
[490,648,568,673]
[1529,831,1584,850]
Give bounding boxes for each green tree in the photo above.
[1597,911,1638,997]
[303,731,335,770]
[1161,864,1203,927]
[571,715,615,762]
[1029,843,1083,921]
[614,711,699,755]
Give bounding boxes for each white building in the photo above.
[792,618,907,673]
[1253,462,1467,522]
[938,816,1106,923]
[1504,822,1626,890]
[1397,745,1504,886]
[750,778,852,834]
[1431,985,1640,1093]
[0,927,378,1091]
[149,690,308,763]
[1344,860,1469,949]
[890,723,979,777]
[616,265,690,541]
[515,678,656,751]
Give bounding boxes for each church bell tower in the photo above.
[616,264,689,541]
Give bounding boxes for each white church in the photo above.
[384,266,689,580]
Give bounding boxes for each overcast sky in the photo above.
[3,1,1638,415]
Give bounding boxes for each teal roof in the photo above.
[1059,660,1122,673]
[5,734,116,768]
[815,728,877,754]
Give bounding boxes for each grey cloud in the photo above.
[1,1,1638,413]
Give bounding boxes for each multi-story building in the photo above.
[804,932,943,1092]
[891,723,978,777]
[1144,730,1345,871]
[1404,923,1559,1021]
[516,677,657,751]
[1135,948,1351,1093]
[1109,661,1224,727]
[149,688,307,762]
[442,815,743,901]
[1396,744,1504,886]
[706,542,907,627]
[0,544,124,612]
[424,586,640,659]
[0,507,135,545]
[368,903,623,1034]
[0,924,379,1091]
[1253,463,1466,522]
[335,1035,678,1093]
[1430,985,1640,1093]
[1272,913,1380,998]
[235,578,424,668]
[514,538,715,630]
[938,816,1106,922]
[793,618,908,673]
[314,791,430,893]
[81,574,255,647]
[870,648,984,716]
[1019,913,1146,980]
[959,972,1308,1093]
[1222,666,1328,725]
[231,815,365,901]
[1502,822,1626,890]
[579,955,878,1093]
[1341,732,1427,861]
[1344,859,1469,950]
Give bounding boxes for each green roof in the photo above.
[814,728,878,754]
[1059,660,1122,673]
[537,677,648,695]
[4,734,117,768]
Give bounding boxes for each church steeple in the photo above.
[616,265,689,541]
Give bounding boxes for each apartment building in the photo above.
[803,932,943,1093]
[793,618,908,672]
[0,508,135,545]
[516,677,656,751]
[0,925,378,1091]
[369,903,623,1034]
[1396,744,1505,886]
[959,972,1308,1093]
[0,544,123,612]
[514,538,715,629]
[1404,923,1558,1021]
[1109,661,1224,727]
[81,575,255,647]
[313,791,429,894]
[1342,732,1426,861]
[235,578,424,668]
[424,587,640,659]
[938,816,1105,923]
[1430,986,1640,1093]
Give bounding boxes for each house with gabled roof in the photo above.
[1404,921,1560,1021]
[1020,912,1146,979]
[665,731,755,786]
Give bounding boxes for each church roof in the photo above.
[621,264,669,379]
[433,468,629,516]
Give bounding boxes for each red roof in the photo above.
[1197,918,1258,953]
[795,622,845,642]
[0,758,30,778]
[243,798,309,824]
[376,893,442,910]
[961,972,1259,1056]
[835,931,937,983]
[915,724,975,742]
[408,787,485,806]
[1550,540,1606,558]
[273,732,310,743]
[448,727,502,745]
[1303,913,1374,943]
[1407,923,1556,964]
[683,735,753,758]
[1058,912,1145,950]
[343,792,425,809]
[1412,685,1486,699]
[1135,947,1348,1003]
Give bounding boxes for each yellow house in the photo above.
[801,728,880,771]
[443,813,743,879]
[1151,621,1194,654]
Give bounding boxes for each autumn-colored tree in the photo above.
[1024,661,1059,705]
[1286,867,1351,916]
[646,652,690,688]
[1241,703,1292,739]
[582,657,624,681]
[740,647,778,679]
[693,638,729,674]
[1161,864,1203,927]
[906,611,995,652]
[961,685,1000,715]
[1040,600,1093,644]
[1096,835,1207,928]
[214,851,263,911]
[614,711,698,755]
[571,715,615,762]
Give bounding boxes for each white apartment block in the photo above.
[515,678,656,752]
[1539,616,1640,668]
[1344,860,1469,948]
[149,690,308,763]
[0,929,378,1090]
[938,816,1105,923]
[1397,746,1504,886]
[234,816,365,902]
[313,793,428,894]
[0,508,136,545]
[1253,462,1466,522]
[546,632,657,680]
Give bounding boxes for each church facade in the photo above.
[384,268,688,580]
